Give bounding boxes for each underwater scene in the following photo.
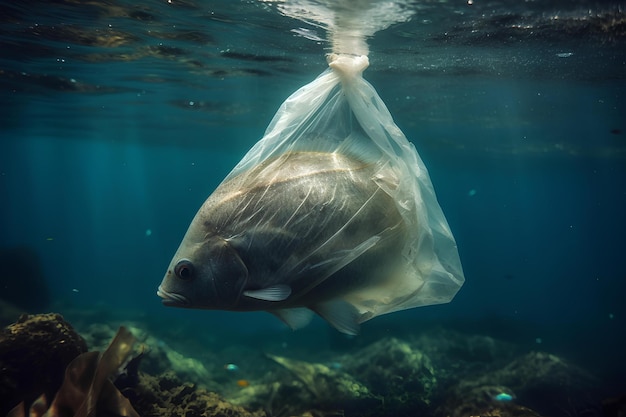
[1,0,625,416]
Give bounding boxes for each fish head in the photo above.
[157,234,248,310]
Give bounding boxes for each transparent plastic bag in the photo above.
[231,52,463,314]
[158,53,464,334]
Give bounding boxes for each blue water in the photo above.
[1,0,626,398]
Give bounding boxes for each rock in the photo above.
[253,354,380,416]
[342,337,436,413]
[494,351,601,416]
[0,313,87,415]
[436,351,600,417]
[131,371,267,417]
[436,382,543,417]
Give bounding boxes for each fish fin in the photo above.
[313,299,361,336]
[270,308,314,330]
[243,285,291,302]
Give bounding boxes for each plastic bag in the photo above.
[158,53,464,334]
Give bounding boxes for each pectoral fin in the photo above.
[243,285,292,302]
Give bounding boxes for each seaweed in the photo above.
[7,327,139,417]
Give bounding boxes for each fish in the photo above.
[236,379,250,388]
[493,392,514,402]
[157,150,418,335]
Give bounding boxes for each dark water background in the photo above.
[1,0,625,398]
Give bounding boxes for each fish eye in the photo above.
[174,259,195,281]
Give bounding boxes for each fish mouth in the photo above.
[157,286,190,307]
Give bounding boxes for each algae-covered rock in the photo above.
[493,351,600,416]
[343,337,436,413]
[230,380,304,415]
[227,354,381,416]
[267,354,372,401]
[436,351,600,417]
[436,382,543,417]
[0,313,88,415]
[132,371,267,417]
